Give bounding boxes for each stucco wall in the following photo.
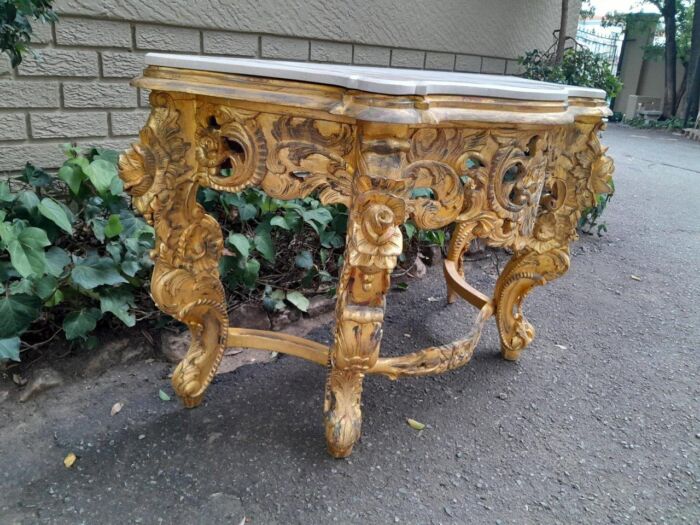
[0,0,581,172]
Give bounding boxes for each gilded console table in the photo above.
[119,53,613,458]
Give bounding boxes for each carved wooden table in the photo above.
[119,54,614,458]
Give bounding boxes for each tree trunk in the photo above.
[661,0,677,119]
[555,0,570,64]
[674,64,688,116]
[683,2,700,126]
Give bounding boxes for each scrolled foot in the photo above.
[500,312,535,361]
[324,369,364,458]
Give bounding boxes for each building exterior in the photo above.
[0,0,581,172]
[613,13,686,118]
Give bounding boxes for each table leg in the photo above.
[323,123,407,456]
[120,92,228,408]
[494,119,613,361]
[494,247,570,360]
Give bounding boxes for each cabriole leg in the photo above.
[119,92,228,408]
[494,247,570,360]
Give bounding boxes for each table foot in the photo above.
[494,247,570,360]
[324,368,364,458]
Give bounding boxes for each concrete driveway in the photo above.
[1,125,698,524]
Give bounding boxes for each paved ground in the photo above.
[1,125,699,524]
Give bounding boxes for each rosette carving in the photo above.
[119,92,189,224]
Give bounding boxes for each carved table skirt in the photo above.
[119,55,614,458]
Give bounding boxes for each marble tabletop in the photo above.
[144,53,606,102]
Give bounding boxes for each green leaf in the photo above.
[227,233,250,258]
[38,197,73,235]
[99,287,135,327]
[241,258,260,288]
[120,260,141,277]
[0,181,15,203]
[294,250,313,270]
[93,148,119,164]
[301,208,333,232]
[16,190,40,215]
[253,231,275,263]
[63,308,102,340]
[18,163,52,188]
[270,216,290,230]
[104,214,123,238]
[0,337,21,362]
[45,289,64,307]
[58,164,84,194]
[9,278,34,295]
[71,257,128,289]
[404,222,416,241]
[6,226,51,278]
[158,389,171,401]
[84,158,118,194]
[45,247,71,277]
[286,291,309,312]
[237,202,258,221]
[0,294,41,339]
[35,275,58,300]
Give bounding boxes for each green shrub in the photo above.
[197,181,348,313]
[0,144,450,364]
[0,147,155,361]
[518,46,622,100]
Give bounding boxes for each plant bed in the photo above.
[0,146,443,376]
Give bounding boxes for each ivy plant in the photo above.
[0,146,154,362]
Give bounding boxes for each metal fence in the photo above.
[575,28,621,73]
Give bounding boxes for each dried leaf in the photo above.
[110,402,123,416]
[630,275,642,281]
[12,373,27,386]
[407,418,425,430]
[63,452,77,468]
[158,389,171,401]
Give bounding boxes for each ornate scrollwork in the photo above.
[194,104,268,193]
[531,120,614,252]
[193,103,356,204]
[119,92,189,224]
[263,115,355,205]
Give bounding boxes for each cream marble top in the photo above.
[144,53,606,102]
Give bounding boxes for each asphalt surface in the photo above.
[1,125,699,524]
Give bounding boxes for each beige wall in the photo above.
[0,0,581,172]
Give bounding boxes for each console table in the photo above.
[119,53,614,458]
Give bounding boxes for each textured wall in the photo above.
[0,0,581,172]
